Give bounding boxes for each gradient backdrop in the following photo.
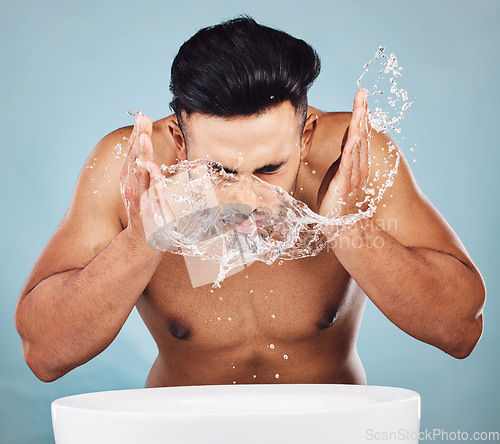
[1,0,499,442]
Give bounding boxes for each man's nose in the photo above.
[234,174,260,213]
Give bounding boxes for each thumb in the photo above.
[145,161,163,180]
[146,161,175,224]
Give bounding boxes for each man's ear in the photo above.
[167,118,187,161]
[300,113,318,161]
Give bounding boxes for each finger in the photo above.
[137,114,153,137]
[146,161,175,223]
[359,111,370,182]
[353,88,368,113]
[138,133,154,164]
[145,160,163,181]
[347,88,368,141]
[128,133,141,164]
[133,137,152,190]
[351,137,361,187]
[124,116,142,159]
[140,188,159,241]
[125,114,153,158]
[140,164,169,239]
[327,136,355,205]
[340,135,358,186]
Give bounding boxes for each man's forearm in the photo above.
[330,218,485,358]
[15,229,164,382]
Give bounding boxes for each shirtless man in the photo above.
[15,17,485,386]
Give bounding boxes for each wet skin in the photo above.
[133,106,369,386]
[16,94,484,384]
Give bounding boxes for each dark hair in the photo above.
[169,16,320,126]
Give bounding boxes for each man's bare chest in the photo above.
[136,246,360,353]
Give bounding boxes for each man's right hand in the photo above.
[120,113,171,247]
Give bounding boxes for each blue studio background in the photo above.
[1,0,499,442]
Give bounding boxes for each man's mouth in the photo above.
[234,220,257,233]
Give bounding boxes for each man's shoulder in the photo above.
[94,115,177,167]
[309,107,351,137]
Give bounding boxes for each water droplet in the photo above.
[228,317,232,321]
[270,344,275,349]
[249,289,254,294]
[312,170,316,174]
[283,355,288,359]
[275,374,280,379]
[253,374,257,378]
[271,314,276,319]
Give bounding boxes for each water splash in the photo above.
[130,46,413,287]
[142,159,369,287]
[358,45,417,160]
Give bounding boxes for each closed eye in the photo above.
[210,160,287,176]
[254,161,286,175]
[223,167,238,175]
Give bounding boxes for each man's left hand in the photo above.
[318,88,371,218]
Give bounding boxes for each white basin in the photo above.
[51,384,420,443]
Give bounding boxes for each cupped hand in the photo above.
[120,114,173,245]
[318,88,371,218]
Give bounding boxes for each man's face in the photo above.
[180,101,306,195]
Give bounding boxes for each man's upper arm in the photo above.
[20,127,132,298]
[370,130,476,268]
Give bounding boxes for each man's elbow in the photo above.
[446,313,484,359]
[15,302,68,382]
[21,340,67,383]
[446,275,486,359]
